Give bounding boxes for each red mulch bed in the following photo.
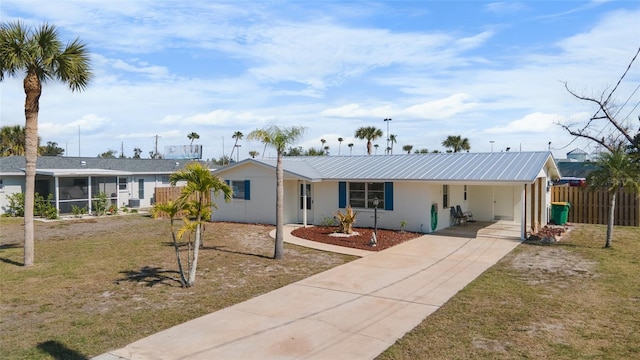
[290,226,423,251]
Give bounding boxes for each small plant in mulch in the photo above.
[334,206,359,234]
[527,225,571,244]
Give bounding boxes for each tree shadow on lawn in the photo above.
[207,245,273,260]
[0,243,25,266]
[116,266,183,287]
[37,340,88,360]
[160,241,273,260]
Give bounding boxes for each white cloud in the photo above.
[485,112,577,134]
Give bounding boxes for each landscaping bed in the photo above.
[291,226,423,251]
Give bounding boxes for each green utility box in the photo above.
[551,202,571,225]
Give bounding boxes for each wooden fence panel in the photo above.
[551,186,639,226]
[155,186,185,204]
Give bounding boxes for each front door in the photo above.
[493,186,514,220]
[298,183,313,224]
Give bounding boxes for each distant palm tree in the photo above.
[338,137,344,156]
[354,126,383,155]
[133,147,142,159]
[248,150,259,158]
[374,144,379,155]
[324,145,330,155]
[248,126,305,259]
[389,134,397,154]
[187,132,200,145]
[403,144,413,154]
[587,147,640,248]
[1,21,92,266]
[228,131,243,164]
[348,143,354,156]
[0,125,26,156]
[442,135,471,153]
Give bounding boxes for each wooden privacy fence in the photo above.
[155,186,185,204]
[551,186,639,226]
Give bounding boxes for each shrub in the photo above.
[6,192,25,217]
[334,206,358,234]
[93,192,108,216]
[71,205,87,218]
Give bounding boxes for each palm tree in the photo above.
[338,137,344,156]
[374,144,379,155]
[403,144,413,154]
[187,132,200,145]
[228,131,243,164]
[151,200,188,286]
[0,125,26,156]
[354,126,383,155]
[248,125,305,259]
[442,135,471,153]
[587,148,640,248]
[320,138,326,150]
[169,162,232,286]
[133,147,142,159]
[389,134,397,154]
[1,21,92,266]
[248,150,259,158]
[324,145,330,155]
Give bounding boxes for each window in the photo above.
[231,180,245,199]
[228,180,251,200]
[138,179,144,199]
[348,182,384,209]
[118,177,128,191]
[161,176,171,185]
[443,185,449,209]
[0,178,3,191]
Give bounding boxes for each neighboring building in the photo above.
[0,156,204,216]
[565,148,588,162]
[211,152,561,240]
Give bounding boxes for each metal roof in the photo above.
[0,156,204,175]
[227,152,559,183]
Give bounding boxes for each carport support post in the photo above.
[302,181,308,227]
[54,176,60,215]
[520,184,526,240]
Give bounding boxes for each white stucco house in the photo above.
[0,156,197,216]
[211,152,561,240]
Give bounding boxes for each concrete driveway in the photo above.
[95,221,521,360]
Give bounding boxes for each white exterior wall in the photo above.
[0,176,24,215]
[212,164,277,224]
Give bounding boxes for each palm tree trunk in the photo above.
[605,191,616,248]
[274,151,284,259]
[187,220,202,286]
[366,140,372,155]
[170,220,187,286]
[23,72,42,267]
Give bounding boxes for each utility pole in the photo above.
[153,134,161,159]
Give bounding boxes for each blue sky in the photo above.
[1,0,639,160]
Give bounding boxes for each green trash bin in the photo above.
[551,202,570,225]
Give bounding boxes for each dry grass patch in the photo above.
[378,224,640,359]
[0,215,356,359]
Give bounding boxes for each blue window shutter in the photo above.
[225,179,230,185]
[338,182,346,208]
[384,182,394,210]
[244,180,251,200]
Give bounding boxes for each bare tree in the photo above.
[559,46,640,154]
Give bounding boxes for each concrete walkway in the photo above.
[95,222,521,360]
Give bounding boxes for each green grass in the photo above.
[0,215,356,359]
[378,224,640,359]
